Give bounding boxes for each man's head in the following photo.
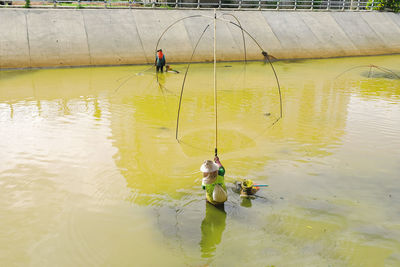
[200,160,219,177]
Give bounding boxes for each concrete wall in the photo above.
[0,9,400,69]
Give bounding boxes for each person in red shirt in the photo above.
[155,49,166,72]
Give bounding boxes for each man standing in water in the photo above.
[201,156,227,205]
[155,49,166,72]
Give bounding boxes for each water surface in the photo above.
[1,55,400,266]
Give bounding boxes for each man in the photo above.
[155,49,166,72]
[200,156,227,205]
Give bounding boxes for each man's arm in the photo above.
[214,156,225,177]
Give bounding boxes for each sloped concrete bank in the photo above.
[0,8,400,69]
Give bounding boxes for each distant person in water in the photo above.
[165,65,179,73]
[155,49,166,72]
[201,156,227,205]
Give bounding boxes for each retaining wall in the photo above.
[0,8,400,69]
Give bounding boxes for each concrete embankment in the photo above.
[0,8,400,69]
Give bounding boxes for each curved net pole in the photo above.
[154,14,217,60]
[224,20,265,53]
[154,15,204,54]
[154,14,217,86]
[159,14,283,146]
[266,54,283,119]
[222,19,283,122]
[154,15,204,84]
[221,13,247,63]
[335,65,374,79]
[176,23,212,142]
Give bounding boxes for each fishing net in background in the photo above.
[335,65,400,81]
[333,64,400,100]
[153,13,283,155]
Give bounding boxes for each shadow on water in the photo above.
[199,202,227,259]
[0,69,38,80]
[360,70,400,80]
[281,59,308,64]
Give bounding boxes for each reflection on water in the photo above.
[0,55,400,266]
[200,203,226,259]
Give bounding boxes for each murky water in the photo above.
[1,55,400,266]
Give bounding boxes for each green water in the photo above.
[0,55,400,266]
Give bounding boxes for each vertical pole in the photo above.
[371,0,374,10]
[213,8,218,156]
[197,0,200,9]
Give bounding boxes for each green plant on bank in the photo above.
[368,0,400,12]
[24,0,30,8]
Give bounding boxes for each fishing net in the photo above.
[176,61,282,155]
[154,13,283,156]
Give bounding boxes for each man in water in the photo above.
[155,49,166,72]
[201,156,227,205]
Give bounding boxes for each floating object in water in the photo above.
[264,112,271,117]
[235,179,268,198]
[166,65,180,73]
[224,65,232,68]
